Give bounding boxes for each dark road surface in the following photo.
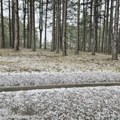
[0,82,120,92]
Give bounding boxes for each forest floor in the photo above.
[0,49,120,120]
[0,48,120,73]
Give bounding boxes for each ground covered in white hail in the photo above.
[0,72,120,87]
[0,49,120,120]
[0,49,120,73]
[0,87,120,120]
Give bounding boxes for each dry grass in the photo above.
[0,49,120,72]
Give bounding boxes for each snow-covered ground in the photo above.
[0,72,120,87]
[0,49,120,73]
[0,49,120,119]
[0,87,120,120]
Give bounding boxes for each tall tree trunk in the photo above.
[9,0,12,48]
[112,0,119,60]
[75,0,80,54]
[92,0,98,55]
[108,0,113,54]
[1,0,5,48]
[82,0,86,51]
[56,0,60,53]
[88,0,93,52]
[23,0,26,48]
[44,0,48,49]
[59,0,62,50]
[118,28,120,54]
[62,0,67,56]
[104,0,109,53]
[14,0,19,51]
[12,0,15,48]
[51,0,56,51]
[61,0,65,50]
[98,1,102,53]
[101,9,106,53]
[39,0,43,49]
[30,0,32,48]
[27,0,30,48]
[62,0,64,40]
[31,0,36,51]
